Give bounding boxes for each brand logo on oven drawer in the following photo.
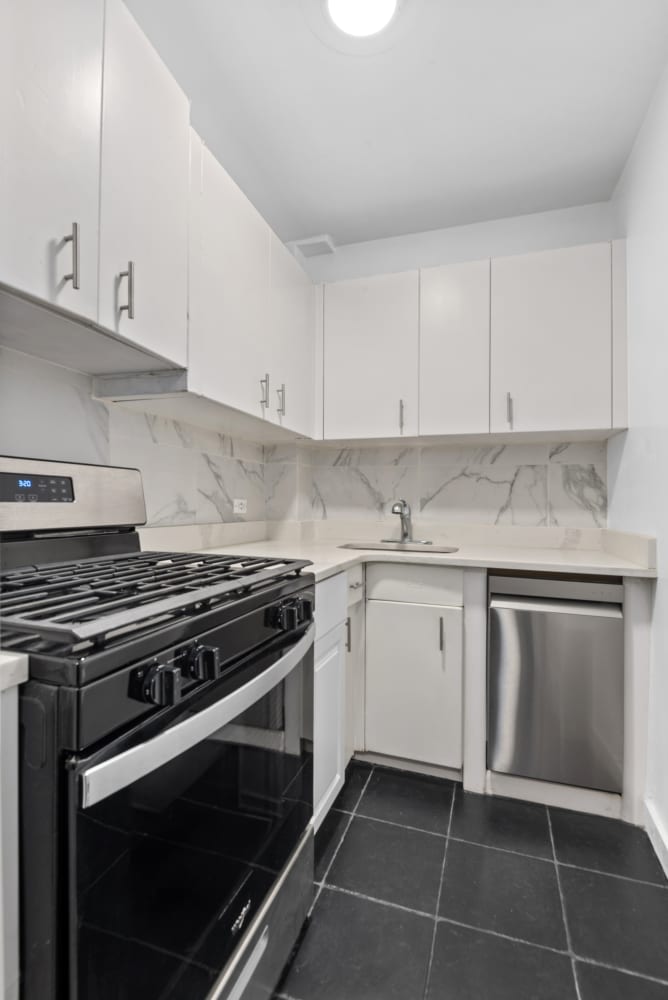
[231,899,252,934]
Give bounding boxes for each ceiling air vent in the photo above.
[290,234,337,258]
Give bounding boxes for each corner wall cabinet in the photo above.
[323,271,419,439]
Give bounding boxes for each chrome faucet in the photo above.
[391,499,412,542]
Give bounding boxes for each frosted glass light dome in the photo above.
[326,0,399,37]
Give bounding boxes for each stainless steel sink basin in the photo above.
[339,542,459,554]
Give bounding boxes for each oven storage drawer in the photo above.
[209,826,313,1000]
[488,589,624,793]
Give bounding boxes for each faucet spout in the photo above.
[390,499,412,543]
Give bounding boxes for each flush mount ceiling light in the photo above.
[326,0,399,37]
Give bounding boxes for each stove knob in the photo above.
[271,603,299,632]
[143,663,183,707]
[187,644,220,681]
[297,597,314,624]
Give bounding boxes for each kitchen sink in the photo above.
[339,541,459,554]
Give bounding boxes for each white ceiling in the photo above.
[126,0,668,248]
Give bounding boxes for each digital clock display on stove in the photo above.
[0,472,75,503]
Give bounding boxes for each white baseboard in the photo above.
[355,752,462,784]
[486,771,622,819]
[644,799,668,879]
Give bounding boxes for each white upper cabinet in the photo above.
[0,0,104,319]
[188,139,271,419]
[490,243,612,433]
[98,0,189,367]
[323,271,419,439]
[269,235,315,437]
[419,260,490,435]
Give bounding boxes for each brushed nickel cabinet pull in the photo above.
[63,222,80,290]
[506,392,514,429]
[277,384,286,417]
[260,374,270,407]
[119,261,135,319]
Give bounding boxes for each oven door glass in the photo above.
[66,631,313,1000]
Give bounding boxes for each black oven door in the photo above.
[65,625,314,1000]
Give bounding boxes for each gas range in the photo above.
[0,456,316,1000]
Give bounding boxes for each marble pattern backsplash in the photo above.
[108,408,265,527]
[281,440,609,529]
[0,348,607,532]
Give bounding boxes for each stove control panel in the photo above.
[0,471,74,503]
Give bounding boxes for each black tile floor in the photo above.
[273,762,668,1000]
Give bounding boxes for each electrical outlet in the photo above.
[233,498,248,515]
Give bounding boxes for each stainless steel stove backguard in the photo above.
[0,456,146,533]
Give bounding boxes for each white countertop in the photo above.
[198,537,657,582]
[0,652,28,692]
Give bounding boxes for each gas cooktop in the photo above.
[0,550,311,647]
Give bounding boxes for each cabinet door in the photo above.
[98,0,189,366]
[490,243,612,432]
[419,260,490,435]
[269,235,315,436]
[314,625,346,830]
[345,600,365,765]
[188,143,271,418]
[323,272,419,439]
[366,601,462,768]
[0,0,103,318]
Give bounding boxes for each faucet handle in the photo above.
[391,499,410,515]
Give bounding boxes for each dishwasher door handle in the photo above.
[489,595,623,619]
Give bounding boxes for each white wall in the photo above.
[608,62,668,853]
[300,201,619,282]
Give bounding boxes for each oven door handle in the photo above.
[79,625,314,809]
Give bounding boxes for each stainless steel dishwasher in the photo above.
[488,575,624,793]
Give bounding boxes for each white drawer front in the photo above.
[366,563,464,607]
[315,573,348,639]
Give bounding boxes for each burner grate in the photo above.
[0,551,311,643]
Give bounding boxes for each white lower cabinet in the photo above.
[365,600,463,769]
[313,573,347,830]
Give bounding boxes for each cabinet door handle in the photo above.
[119,261,135,319]
[506,391,514,429]
[260,373,270,408]
[349,581,363,591]
[277,383,286,416]
[345,616,351,652]
[439,616,445,654]
[399,399,405,434]
[63,222,80,290]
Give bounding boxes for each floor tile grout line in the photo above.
[436,915,571,959]
[321,880,436,921]
[350,809,448,839]
[312,765,376,911]
[422,786,457,1000]
[547,806,582,1000]
[573,954,668,988]
[556,859,668,889]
